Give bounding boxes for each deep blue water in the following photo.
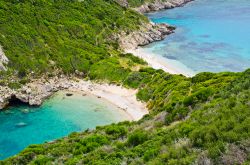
[144,0,250,74]
[0,91,129,159]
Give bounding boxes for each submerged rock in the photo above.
[4,110,14,114]
[21,109,29,114]
[94,108,101,112]
[15,122,28,127]
[66,93,73,96]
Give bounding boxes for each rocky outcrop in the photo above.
[134,0,194,13]
[115,0,128,7]
[0,45,8,71]
[0,76,77,110]
[118,23,175,50]
[115,0,193,11]
[116,0,194,50]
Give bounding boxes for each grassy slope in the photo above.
[0,0,250,164]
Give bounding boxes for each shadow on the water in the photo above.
[6,95,38,110]
[8,95,29,107]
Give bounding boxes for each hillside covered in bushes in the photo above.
[2,68,250,164]
[0,0,250,164]
[0,0,147,82]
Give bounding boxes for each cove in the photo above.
[0,91,130,160]
[143,0,250,74]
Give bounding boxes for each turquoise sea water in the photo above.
[0,91,130,159]
[144,0,250,74]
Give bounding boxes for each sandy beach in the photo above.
[0,77,148,121]
[126,48,195,77]
[66,80,148,121]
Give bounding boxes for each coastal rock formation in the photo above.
[118,23,175,50]
[0,45,8,71]
[117,0,194,50]
[0,76,71,110]
[134,0,194,13]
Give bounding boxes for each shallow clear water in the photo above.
[0,91,129,159]
[144,0,250,74]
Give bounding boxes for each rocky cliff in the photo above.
[115,0,194,13]
[0,76,76,110]
[0,46,8,71]
[118,23,175,50]
[134,0,194,13]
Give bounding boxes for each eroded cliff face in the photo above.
[134,0,194,13]
[0,76,74,110]
[118,23,175,50]
[115,0,194,13]
[0,46,8,71]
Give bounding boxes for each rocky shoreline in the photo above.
[118,23,175,50]
[117,0,194,50]
[0,75,72,110]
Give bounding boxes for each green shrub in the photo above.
[105,125,127,138]
[31,155,53,165]
[143,148,159,161]
[8,82,21,89]
[193,87,214,102]
[183,96,194,106]
[192,72,215,83]
[120,53,147,65]
[128,130,148,146]
[124,72,146,88]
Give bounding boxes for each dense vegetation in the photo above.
[0,0,147,81]
[0,0,250,164]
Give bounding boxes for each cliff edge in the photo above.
[0,46,8,71]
